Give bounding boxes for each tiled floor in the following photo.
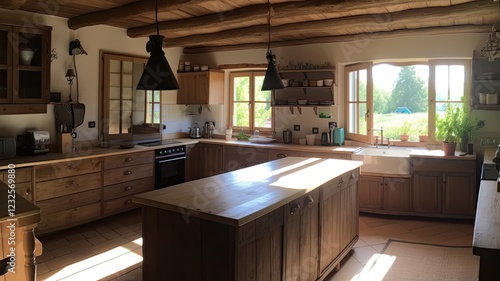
[35,209,474,281]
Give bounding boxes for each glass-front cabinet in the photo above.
[100,52,162,144]
[0,23,51,107]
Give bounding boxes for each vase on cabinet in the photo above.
[442,142,456,156]
[19,48,35,65]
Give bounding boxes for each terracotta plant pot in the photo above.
[442,142,456,156]
[418,135,428,142]
[400,134,409,141]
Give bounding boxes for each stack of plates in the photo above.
[308,100,319,105]
[287,98,297,105]
[320,101,333,105]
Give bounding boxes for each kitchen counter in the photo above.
[133,156,362,226]
[0,137,359,169]
[133,157,362,280]
[472,147,500,280]
[409,149,477,160]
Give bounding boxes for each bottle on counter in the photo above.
[225,125,232,140]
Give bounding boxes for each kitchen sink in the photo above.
[351,147,411,175]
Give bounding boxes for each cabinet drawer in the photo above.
[285,188,319,219]
[104,177,154,201]
[36,172,102,201]
[103,195,139,215]
[37,202,101,233]
[104,151,154,170]
[35,158,102,182]
[0,167,32,183]
[323,169,359,200]
[103,163,153,186]
[411,158,475,173]
[300,151,348,160]
[38,189,101,215]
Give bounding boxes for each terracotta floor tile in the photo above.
[372,223,409,237]
[102,231,121,240]
[67,239,93,253]
[50,245,71,258]
[81,229,100,238]
[352,245,379,266]
[87,235,109,246]
[359,235,387,246]
[42,238,70,251]
[65,233,86,243]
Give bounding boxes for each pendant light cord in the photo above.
[156,0,159,35]
[267,0,271,53]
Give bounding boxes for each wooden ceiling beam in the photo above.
[182,25,491,54]
[67,0,219,30]
[0,0,26,10]
[127,4,269,38]
[165,1,496,48]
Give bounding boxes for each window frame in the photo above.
[344,59,471,145]
[229,70,273,134]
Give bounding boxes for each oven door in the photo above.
[155,156,186,189]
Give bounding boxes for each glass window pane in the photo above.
[153,90,160,102]
[254,102,272,128]
[359,103,367,135]
[359,69,367,101]
[435,65,449,102]
[349,71,357,102]
[450,65,464,101]
[234,102,249,127]
[122,61,133,73]
[234,77,250,101]
[110,60,120,72]
[110,73,120,87]
[349,103,357,134]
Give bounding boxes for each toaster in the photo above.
[0,138,16,160]
[25,130,50,155]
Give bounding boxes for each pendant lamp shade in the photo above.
[262,50,284,90]
[136,35,179,90]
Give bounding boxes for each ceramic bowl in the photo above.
[324,79,333,86]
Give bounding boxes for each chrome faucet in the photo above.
[369,127,384,146]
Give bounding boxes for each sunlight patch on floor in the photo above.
[353,253,396,281]
[44,238,143,281]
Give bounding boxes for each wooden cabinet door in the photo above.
[358,175,383,210]
[185,143,201,181]
[442,172,476,216]
[177,70,223,104]
[284,189,319,281]
[412,172,442,213]
[0,25,12,103]
[319,180,342,274]
[383,177,411,212]
[224,146,268,172]
[200,143,224,177]
[341,181,359,251]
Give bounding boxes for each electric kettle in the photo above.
[189,123,202,139]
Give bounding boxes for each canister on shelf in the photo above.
[486,93,498,105]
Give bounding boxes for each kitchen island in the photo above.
[133,157,362,281]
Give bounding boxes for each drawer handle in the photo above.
[125,157,133,162]
[124,170,133,175]
[350,173,357,181]
[277,153,286,158]
[337,178,345,187]
[304,195,314,206]
[25,188,31,195]
[125,199,132,205]
[125,186,132,191]
[290,202,301,215]
[69,180,78,185]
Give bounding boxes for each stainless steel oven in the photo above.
[155,145,186,189]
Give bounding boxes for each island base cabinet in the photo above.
[141,206,284,281]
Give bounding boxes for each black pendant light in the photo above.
[136,0,179,90]
[261,0,284,91]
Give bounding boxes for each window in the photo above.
[229,71,273,133]
[146,90,160,124]
[344,59,470,144]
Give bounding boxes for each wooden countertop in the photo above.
[409,149,477,160]
[473,179,500,255]
[0,180,40,227]
[133,157,362,227]
[0,138,359,169]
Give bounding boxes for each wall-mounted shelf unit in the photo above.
[272,68,335,109]
[471,51,500,111]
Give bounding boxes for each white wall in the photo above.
[1,8,498,146]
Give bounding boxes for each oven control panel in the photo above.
[156,145,186,157]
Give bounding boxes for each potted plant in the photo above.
[418,121,428,142]
[399,120,411,141]
[436,98,477,155]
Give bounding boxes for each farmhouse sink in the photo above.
[351,147,412,175]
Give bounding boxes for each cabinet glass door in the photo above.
[13,29,48,103]
[0,27,11,102]
[108,59,133,135]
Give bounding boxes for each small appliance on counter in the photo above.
[283,129,292,144]
[203,121,215,138]
[333,128,345,146]
[189,123,202,139]
[17,130,50,155]
[0,138,16,160]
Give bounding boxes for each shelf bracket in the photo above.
[302,88,307,95]
[313,107,318,115]
[297,106,302,114]
[289,106,294,114]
